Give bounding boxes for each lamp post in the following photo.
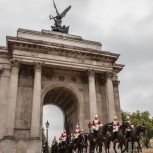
[45,120,49,153]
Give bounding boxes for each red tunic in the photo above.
[73,129,81,134]
[92,120,102,126]
[61,133,68,138]
[111,121,120,126]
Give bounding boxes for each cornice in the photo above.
[113,63,125,73]
[0,46,10,59]
[17,28,102,46]
[7,37,120,63]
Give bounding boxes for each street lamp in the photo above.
[45,120,49,153]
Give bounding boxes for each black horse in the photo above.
[113,121,130,153]
[77,133,89,153]
[66,135,73,153]
[88,131,97,153]
[127,125,147,153]
[51,141,58,153]
[96,123,113,153]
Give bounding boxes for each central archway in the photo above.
[42,86,79,133]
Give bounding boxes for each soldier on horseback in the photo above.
[111,115,120,140]
[91,114,103,137]
[73,124,81,139]
[59,135,63,143]
[125,115,134,131]
[52,137,57,145]
[61,130,68,142]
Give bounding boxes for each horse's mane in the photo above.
[102,123,109,135]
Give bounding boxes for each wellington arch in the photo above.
[0,28,124,153]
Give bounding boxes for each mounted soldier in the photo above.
[92,114,103,136]
[59,135,63,143]
[111,115,120,140]
[61,130,68,142]
[81,129,84,134]
[51,137,58,153]
[73,124,81,139]
[125,115,134,130]
[52,137,57,145]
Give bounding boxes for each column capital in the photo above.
[88,69,95,77]
[113,80,120,87]
[106,72,113,79]
[10,59,21,69]
[34,62,42,72]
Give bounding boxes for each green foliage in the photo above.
[42,128,46,149]
[121,110,153,148]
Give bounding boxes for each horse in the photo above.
[88,131,97,153]
[66,135,73,153]
[113,121,130,153]
[51,141,58,153]
[96,123,113,153]
[77,133,89,153]
[127,125,147,153]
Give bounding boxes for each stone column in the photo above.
[113,80,122,122]
[99,75,109,123]
[106,72,116,122]
[88,69,97,121]
[5,59,20,137]
[30,62,42,138]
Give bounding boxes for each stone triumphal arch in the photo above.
[0,28,124,153]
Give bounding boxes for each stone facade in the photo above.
[0,28,124,153]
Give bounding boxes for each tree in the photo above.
[121,110,153,148]
[42,128,46,151]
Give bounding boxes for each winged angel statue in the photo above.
[49,0,71,33]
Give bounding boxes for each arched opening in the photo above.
[43,105,64,142]
[42,87,78,135]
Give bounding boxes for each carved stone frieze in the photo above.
[42,68,53,80]
[80,72,88,84]
[0,52,10,59]
[19,65,34,78]
[12,42,118,63]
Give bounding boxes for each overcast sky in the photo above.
[0,0,153,142]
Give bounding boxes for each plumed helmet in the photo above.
[95,114,98,118]
[76,124,79,128]
[114,115,117,119]
[126,116,130,119]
